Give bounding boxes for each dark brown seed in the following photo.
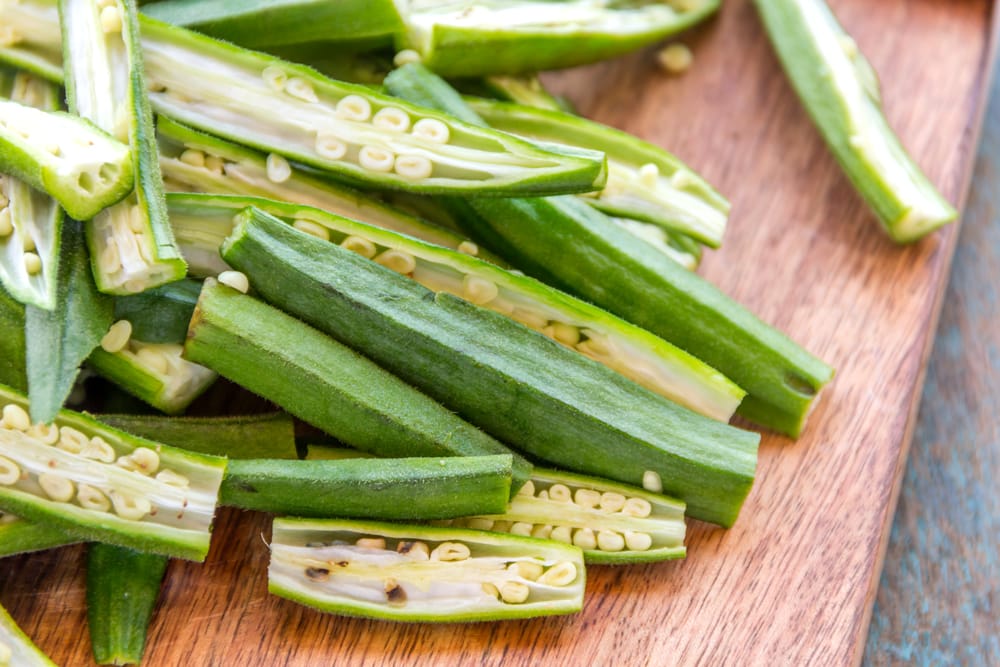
[305,567,331,582]
[385,579,407,606]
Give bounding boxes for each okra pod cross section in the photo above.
[0,604,56,666]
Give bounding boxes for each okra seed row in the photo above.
[38,473,75,503]
[101,319,133,354]
[266,153,292,184]
[0,456,20,485]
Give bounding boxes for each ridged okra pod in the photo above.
[395,0,720,77]
[0,604,56,666]
[0,69,63,310]
[183,280,532,491]
[0,511,77,557]
[0,283,27,393]
[754,0,956,242]
[386,64,835,437]
[0,0,64,81]
[221,210,759,526]
[60,0,187,293]
[447,468,686,565]
[269,518,586,621]
[0,384,226,560]
[222,455,513,520]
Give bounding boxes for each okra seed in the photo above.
[99,5,122,34]
[638,163,660,187]
[511,308,549,331]
[110,490,152,520]
[266,153,292,184]
[465,518,494,531]
[572,528,597,550]
[537,561,578,587]
[622,497,652,518]
[285,78,318,103]
[657,43,693,74]
[548,322,581,347]
[82,437,116,463]
[58,427,88,454]
[481,583,500,599]
[21,233,35,252]
[396,540,430,560]
[499,581,530,604]
[315,133,347,160]
[38,473,75,503]
[393,49,422,67]
[517,480,535,497]
[394,155,433,180]
[550,526,572,544]
[372,107,411,133]
[597,530,626,552]
[101,320,132,354]
[510,522,533,536]
[642,470,663,493]
[305,567,330,582]
[463,275,498,305]
[77,484,111,512]
[580,331,615,356]
[0,209,11,236]
[355,537,386,550]
[507,561,543,581]
[412,118,450,144]
[293,219,330,241]
[671,170,694,189]
[204,155,225,174]
[0,456,20,485]
[548,484,572,503]
[179,149,206,168]
[531,525,553,539]
[430,542,470,562]
[26,423,59,445]
[335,95,372,122]
[457,241,479,256]
[130,447,160,475]
[492,520,512,532]
[2,404,30,431]
[573,488,601,509]
[359,146,395,173]
[385,578,407,605]
[340,236,376,259]
[218,270,250,294]
[599,492,626,513]
[128,205,145,233]
[261,66,288,91]
[135,347,170,375]
[374,249,416,275]
[624,531,653,551]
[536,490,548,501]
[156,469,190,488]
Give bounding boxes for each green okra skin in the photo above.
[396,0,720,77]
[0,603,56,666]
[25,221,114,424]
[112,278,201,345]
[0,69,64,311]
[184,280,533,492]
[754,0,956,243]
[0,383,226,561]
[221,455,513,520]
[86,543,168,666]
[0,0,64,82]
[0,513,78,557]
[0,99,134,221]
[60,0,188,294]
[269,517,586,622]
[221,211,759,527]
[460,75,574,113]
[169,195,744,422]
[386,64,835,437]
[141,0,404,51]
[0,280,28,394]
[98,412,298,460]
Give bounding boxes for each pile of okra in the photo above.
[0,0,954,663]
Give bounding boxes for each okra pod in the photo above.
[0,384,226,560]
[221,210,759,526]
[0,603,56,666]
[0,511,77,557]
[111,277,200,344]
[86,543,168,666]
[612,216,702,270]
[184,280,533,491]
[269,517,586,621]
[222,455,513,520]
[0,282,27,393]
[463,75,573,113]
[0,0,64,81]
[169,195,744,422]
[754,0,956,242]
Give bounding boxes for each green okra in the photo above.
[0,277,27,394]
[611,216,702,270]
[183,280,533,491]
[448,468,686,565]
[0,69,64,311]
[60,0,187,294]
[461,74,574,113]
[86,543,168,666]
[0,0,64,82]
[0,383,226,561]
[221,210,759,526]
[0,98,134,221]
[269,517,586,621]
[0,512,77,557]
[754,0,956,242]
[0,603,56,666]
[112,277,200,344]
[396,0,720,77]
[386,63,835,437]
[169,195,744,422]
[222,455,513,520]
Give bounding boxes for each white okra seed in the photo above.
[548,484,572,503]
[293,219,331,241]
[536,490,549,501]
[671,170,694,189]
[0,456,20,485]
[218,270,250,294]
[374,249,416,275]
[355,537,386,550]
[499,581,530,604]
[507,561,543,581]
[531,525,552,539]
[393,49,421,67]
[465,518,495,531]
[457,241,479,256]
[491,520,511,533]
[481,583,500,600]
[135,347,170,375]
[394,155,433,180]
[77,484,111,512]
[82,437,116,463]
[261,66,288,91]
[130,447,160,475]
[100,5,122,34]
[358,146,395,173]
[100,320,132,354]
[597,530,626,552]
[315,133,347,160]
[412,118,450,144]
[0,208,12,236]
[510,522,533,536]
[266,153,292,184]
[547,322,581,347]
[204,155,225,174]
[624,531,653,551]
[638,163,660,188]
[110,490,152,520]
[156,469,190,488]
[26,423,59,445]
[622,497,653,518]
[430,541,470,562]
[550,526,572,544]
[179,149,206,168]
[58,426,89,454]
[2,404,31,431]
[396,540,430,560]
[657,43,693,74]
[340,236,376,259]
[372,107,411,133]
[335,95,372,122]
[462,275,498,305]
[511,308,548,331]
[572,528,597,550]
[285,78,318,103]
[599,492,626,513]
[38,473,75,503]
[21,234,35,252]
[516,480,535,497]
[537,561,578,587]
[642,470,663,493]
[573,488,601,509]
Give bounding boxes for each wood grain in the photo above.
[0,1,995,665]
[862,52,1000,667]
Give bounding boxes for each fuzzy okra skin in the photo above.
[222,455,513,520]
[269,517,586,622]
[0,282,27,394]
[397,0,720,77]
[112,277,200,344]
[0,512,77,557]
[754,0,956,242]
[0,603,56,666]
[0,383,226,560]
[184,280,533,492]
[221,211,759,527]
[86,543,168,666]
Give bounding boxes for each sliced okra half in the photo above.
[0,69,63,310]
[269,518,586,622]
[221,210,760,526]
[0,603,56,667]
[0,383,226,560]
[396,0,720,77]
[445,468,685,565]
[0,510,78,557]
[754,0,956,242]
[0,0,64,82]
[466,96,730,248]
[60,0,187,294]
[171,195,745,422]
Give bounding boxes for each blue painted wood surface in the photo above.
[863,55,1000,667]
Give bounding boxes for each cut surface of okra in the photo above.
[269,518,586,622]
[0,603,56,666]
[0,384,226,560]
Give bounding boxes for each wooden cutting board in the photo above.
[1,1,996,665]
